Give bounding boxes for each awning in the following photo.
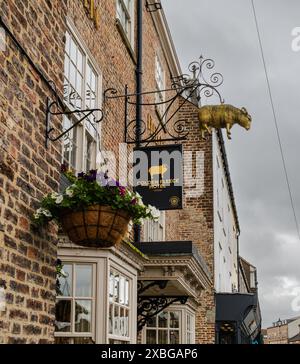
[216,293,262,342]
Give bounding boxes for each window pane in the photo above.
[124,309,129,337]
[147,316,156,328]
[158,330,168,344]
[69,63,76,90]
[119,277,125,305]
[170,312,179,328]
[169,330,179,344]
[55,300,71,332]
[114,275,120,302]
[146,330,156,344]
[77,49,83,75]
[120,307,125,336]
[158,311,168,328]
[109,272,114,302]
[75,265,92,297]
[75,300,92,333]
[109,304,113,334]
[125,280,129,306]
[57,264,72,297]
[65,32,70,53]
[187,315,191,331]
[70,38,77,63]
[114,306,120,335]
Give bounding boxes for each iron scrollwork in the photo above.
[45,85,104,148]
[104,56,224,146]
[137,296,189,332]
[138,280,168,295]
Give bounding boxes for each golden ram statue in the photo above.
[198,104,252,140]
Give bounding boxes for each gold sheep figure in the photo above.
[198,104,252,140]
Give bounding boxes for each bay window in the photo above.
[63,26,101,173]
[55,251,137,344]
[142,307,195,344]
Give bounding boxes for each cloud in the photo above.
[163,0,300,328]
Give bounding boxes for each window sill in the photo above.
[115,19,136,64]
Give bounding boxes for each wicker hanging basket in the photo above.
[60,205,131,248]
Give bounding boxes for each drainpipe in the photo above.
[135,0,143,148]
[134,0,143,243]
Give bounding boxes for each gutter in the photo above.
[217,129,240,233]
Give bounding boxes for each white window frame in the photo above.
[55,262,97,343]
[108,264,134,344]
[55,250,138,344]
[142,305,196,344]
[116,0,135,46]
[62,21,102,173]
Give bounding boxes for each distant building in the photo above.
[265,317,300,344]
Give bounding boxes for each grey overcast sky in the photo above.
[162,0,300,328]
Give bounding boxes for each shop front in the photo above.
[216,293,262,344]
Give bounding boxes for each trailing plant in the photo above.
[33,169,160,226]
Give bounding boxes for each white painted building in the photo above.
[288,317,300,341]
[213,130,239,293]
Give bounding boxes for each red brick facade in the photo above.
[1,0,217,344]
[0,0,67,344]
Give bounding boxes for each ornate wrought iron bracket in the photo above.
[138,280,168,295]
[137,296,189,332]
[146,1,162,12]
[45,96,104,149]
[104,56,224,146]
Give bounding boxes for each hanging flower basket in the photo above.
[60,205,131,248]
[33,168,160,248]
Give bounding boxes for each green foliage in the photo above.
[33,170,160,226]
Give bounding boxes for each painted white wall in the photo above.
[213,131,239,293]
[288,318,300,339]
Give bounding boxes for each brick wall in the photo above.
[166,99,216,344]
[0,0,67,343]
[0,0,184,344]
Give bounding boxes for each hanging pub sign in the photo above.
[133,145,183,211]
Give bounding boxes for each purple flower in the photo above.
[107,178,117,187]
[131,198,137,205]
[78,172,86,179]
[86,170,97,182]
[61,164,67,173]
[97,171,110,187]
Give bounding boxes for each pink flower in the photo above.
[119,187,126,197]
